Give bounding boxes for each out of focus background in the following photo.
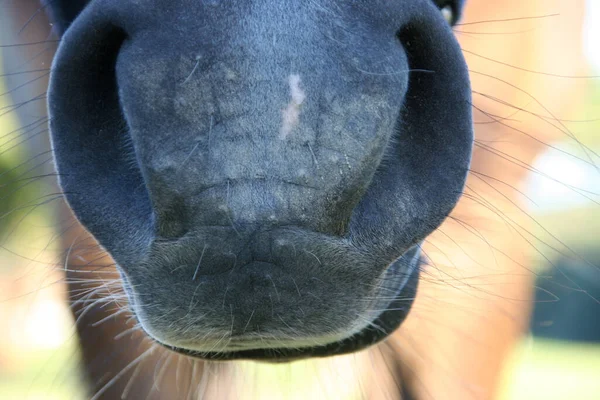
[0,0,599,399]
[494,0,600,393]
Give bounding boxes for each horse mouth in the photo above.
[146,254,420,362]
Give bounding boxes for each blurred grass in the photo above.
[534,204,600,251]
[0,338,85,400]
[499,338,600,400]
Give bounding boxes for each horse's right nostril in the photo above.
[48,13,154,264]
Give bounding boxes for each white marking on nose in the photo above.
[280,74,306,139]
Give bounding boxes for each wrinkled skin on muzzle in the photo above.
[48,0,473,361]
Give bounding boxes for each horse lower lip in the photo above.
[149,253,421,362]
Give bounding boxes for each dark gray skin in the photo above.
[47,0,472,361]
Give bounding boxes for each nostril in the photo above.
[349,11,472,255]
[48,15,153,262]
